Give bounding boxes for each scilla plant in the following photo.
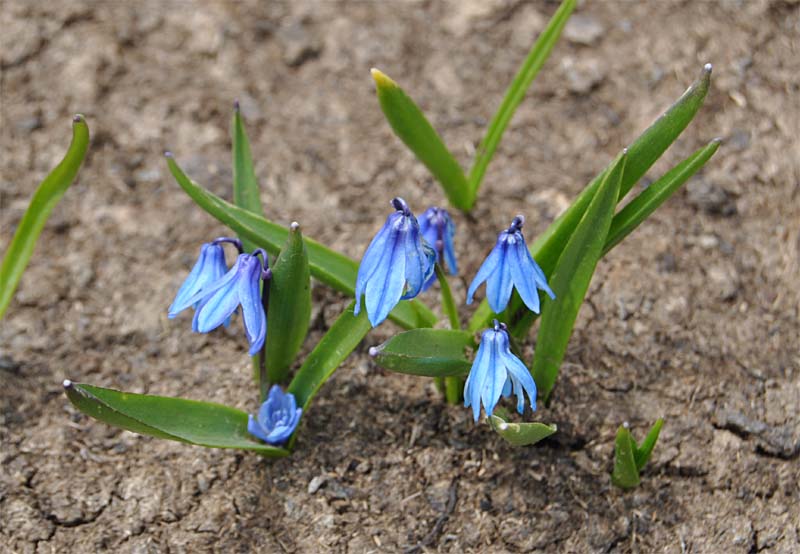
[64,0,718,486]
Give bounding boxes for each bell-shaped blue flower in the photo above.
[248,385,303,445]
[185,252,268,355]
[354,198,436,327]
[464,320,537,421]
[168,242,228,318]
[466,215,555,314]
[418,206,457,291]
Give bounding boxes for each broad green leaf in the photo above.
[604,140,720,253]
[372,68,471,211]
[0,115,89,319]
[165,155,436,330]
[469,64,713,334]
[288,300,371,411]
[467,0,576,201]
[265,223,311,383]
[63,381,289,457]
[231,102,265,252]
[489,413,557,447]
[633,418,664,471]
[370,328,474,377]
[532,153,626,401]
[611,424,640,489]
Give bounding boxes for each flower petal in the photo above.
[502,348,538,413]
[168,243,227,317]
[193,268,242,333]
[365,224,407,327]
[401,220,425,300]
[479,331,506,417]
[247,414,269,442]
[355,214,400,315]
[485,240,514,313]
[237,257,266,355]
[509,238,541,314]
[466,238,504,305]
[465,330,492,421]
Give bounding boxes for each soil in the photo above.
[2,0,799,552]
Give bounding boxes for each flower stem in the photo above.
[258,280,271,403]
[434,263,463,404]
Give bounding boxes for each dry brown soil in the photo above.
[1,1,799,552]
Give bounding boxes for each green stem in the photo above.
[258,277,271,403]
[434,263,463,404]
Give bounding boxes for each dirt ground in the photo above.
[2,0,799,552]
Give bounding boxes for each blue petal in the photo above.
[237,257,266,355]
[247,414,269,442]
[443,218,458,275]
[466,238,505,305]
[355,214,400,315]
[365,222,407,327]
[265,423,294,444]
[524,244,555,299]
[502,347,538,413]
[465,330,492,421]
[502,377,512,398]
[192,261,243,333]
[509,237,541,314]
[485,240,514,314]
[168,243,227,317]
[401,220,425,300]
[479,331,506,417]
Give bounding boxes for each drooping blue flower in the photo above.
[354,197,436,327]
[418,206,457,291]
[184,252,268,355]
[248,385,303,445]
[464,320,537,421]
[466,215,555,314]
[168,242,229,318]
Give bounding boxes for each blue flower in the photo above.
[248,385,303,445]
[185,252,268,355]
[168,242,229,317]
[464,320,537,421]
[418,206,457,291]
[354,198,436,327]
[466,215,555,314]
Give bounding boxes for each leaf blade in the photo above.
[467,0,576,198]
[611,425,641,489]
[165,155,436,330]
[370,328,474,377]
[633,418,664,471]
[0,116,89,319]
[489,414,557,447]
[372,68,471,211]
[532,152,626,401]
[231,104,265,252]
[63,381,289,456]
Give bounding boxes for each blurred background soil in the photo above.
[1,0,798,552]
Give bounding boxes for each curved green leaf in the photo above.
[265,223,311,383]
[231,102,264,252]
[165,155,436,330]
[489,414,557,447]
[372,68,470,211]
[468,0,576,199]
[611,424,640,489]
[370,328,474,377]
[0,116,89,319]
[633,418,664,471]
[532,152,626,401]
[63,381,289,457]
[288,300,371,411]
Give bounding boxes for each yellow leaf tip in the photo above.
[370,68,396,90]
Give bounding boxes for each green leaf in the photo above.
[63,381,289,457]
[489,413,557,447]
[611,424,641,489]
[467,0,576,200]
[604,139,720,254]
[370,328,474,377]
[532,152,626,401]
[288,300,371,410]
[0,115,89,319]
[165,155,436,330]
[469,64,713,334]
[633,418,664,471]
[265,223,311,383]
[231,103,265,252]
[372,68,471,211]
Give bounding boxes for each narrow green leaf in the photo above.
[165,155,437,330]
[469,64,713,334]
[532,153,626,401]
[372,68,471,211]
[63,381,289,457]
[633,418,664,471]
[231,103,265,252]
[0,115,89,319]
[604,139,720,254]
[370,328,474,378]
[611,424,641,489]
[489,414,557,447]
[265,222,311,383]
[288,301,371,410]
[467,0,576,199]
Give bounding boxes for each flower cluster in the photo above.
[248,385,303,445]
[169,238,270,355]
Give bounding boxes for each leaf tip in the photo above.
[703,62,713,75]
[233,99,240,113]
[290,221,301,232]
[368,346,380,357]
[370,67,396,90]
[164,151,174,159]
[63,379,73,390]
[72,114,84,124]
